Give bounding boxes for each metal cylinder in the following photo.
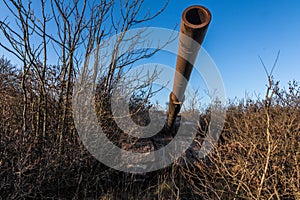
[166,5,211,130]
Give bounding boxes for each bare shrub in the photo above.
[178,54,299,199]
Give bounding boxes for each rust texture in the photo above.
[166,5,211,129]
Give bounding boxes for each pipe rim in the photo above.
[182,5,211,29]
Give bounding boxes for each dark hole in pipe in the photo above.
[185,8,207,25]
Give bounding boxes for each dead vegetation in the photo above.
[179,85,300,199]
[1,55,299,199]
[0,0,299,198]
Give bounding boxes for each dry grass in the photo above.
[0,56,299,199]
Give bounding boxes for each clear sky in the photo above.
[1,0,300,105]
[144,0,300,102]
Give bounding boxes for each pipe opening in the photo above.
[184,6,210,26]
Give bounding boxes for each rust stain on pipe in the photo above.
[166,5,211,130]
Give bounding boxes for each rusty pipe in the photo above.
[166,5,211,129]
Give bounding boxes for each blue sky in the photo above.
[145,0,300,102]
[1,0,300,105]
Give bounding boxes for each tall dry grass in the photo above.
[0,56,299,199]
